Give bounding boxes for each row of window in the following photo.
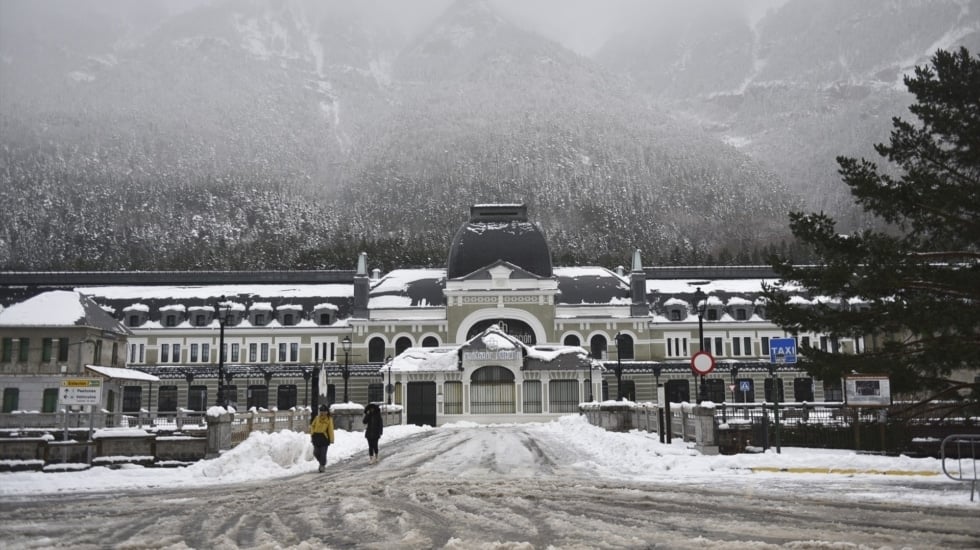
[128,310,335,328]
[1,337,118,366]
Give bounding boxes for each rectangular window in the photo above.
[823,379,843,401]
[122,386,142,412]
[283,314,294,326]
[158,385,179,412]
[707,309,718,321]
[277,385,298,409]
[820,336,828,352]
[255,314,265,326]
[705,378,726,403]
[523,380,542,413]
[161,344,170,363]
[249,343,257,362]
[278,343,287,362]
[1,337,11,361]
[260,343,269,362]
[129,344,137,363]
[732,337,741,356]
[224,385,239,407]
[548,380,579,413]
[187,385,208,411]
[736,309,747,321]
[172,344,181,363]
[444,381,464,414]
[793,377,815,402]
[702,337,711,354]
[42,338,53,362]
[290,343,298,362]
[764,378,786,402]
[714,337,723,356]
[202,343,210,363]
[761,337,770,357]
[128,315,140,326]
[231,343,240,362]
[190,344,199,363]
[139,344,145,363]
[247,385,269,409]
[42,388,59,413]
[165,315,176,327]
[3,388,20,412]
[801,336,811,349]
[58,338,70,362]
[18,338,30,362]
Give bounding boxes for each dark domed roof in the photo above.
[447,204,553,279]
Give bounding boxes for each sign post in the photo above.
[767,340,795,454]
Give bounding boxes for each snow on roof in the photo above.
[314,303,339,311]
[482,332,517,350]
[80,284,352,300]
[371,269,445,294]
[276,304,303,311]
[250,302,273,311]
[554,266,624,280]
[122,303,150,312]
[646,279,783,294]
[525,345,588,362]
[86,365,160,382]
[726,297,753,306]
[390,347,459,372]
[0,290,88,326]
[663,297,688,307]
[159,304,186,312]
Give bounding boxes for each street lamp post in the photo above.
[614,332,624,400]
[213,297,229,407]
[385,355,393,405]
[341,336,351,403]
[587,356,594,402]
[693,287,708,404]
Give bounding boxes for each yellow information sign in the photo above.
[60,378,103,406]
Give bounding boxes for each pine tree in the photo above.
[763,48,980,397]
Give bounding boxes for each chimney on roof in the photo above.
[353,252,369,318]
[630,249,649,317]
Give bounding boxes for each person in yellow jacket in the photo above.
[310,404,335,473]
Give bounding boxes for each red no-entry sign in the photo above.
[690,351,716,375]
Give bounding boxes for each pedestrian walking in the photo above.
[363,403,383,464]
[310,404,334,473]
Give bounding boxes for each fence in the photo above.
[941,434,980,502]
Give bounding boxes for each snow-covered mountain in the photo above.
[0,0,974,270]
[596,0,980,217]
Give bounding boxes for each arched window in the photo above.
[368,337,386,363]
[470,366,515,414]
[421,336,439,347]
[590,335,607,360]
[395,337,412,356]
[616,334,634,360]
[563,334,581,347]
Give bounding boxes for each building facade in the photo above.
[0,204,861,424]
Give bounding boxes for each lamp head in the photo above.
[342,336,352,353]
[693,287,707,316]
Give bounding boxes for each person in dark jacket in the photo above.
[363,403,384,464]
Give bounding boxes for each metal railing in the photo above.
[941,434,979,502]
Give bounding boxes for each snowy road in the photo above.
[3,424,979,549]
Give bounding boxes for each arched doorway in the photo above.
[470,365,516,414]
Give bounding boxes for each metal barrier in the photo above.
[941,434,979,502]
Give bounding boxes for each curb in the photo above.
[750,466,939,476]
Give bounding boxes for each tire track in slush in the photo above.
[1,426,979,549]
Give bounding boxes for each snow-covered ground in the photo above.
[1,416,978,548]
[0,415,969,503]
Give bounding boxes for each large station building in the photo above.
[1,204,856,424]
